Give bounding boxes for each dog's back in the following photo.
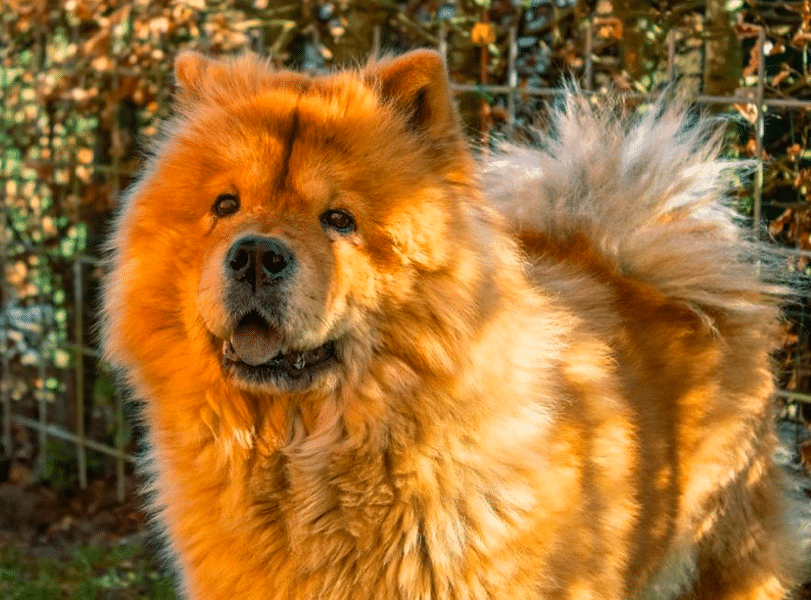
[485,96,808,598]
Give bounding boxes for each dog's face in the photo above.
[106,51,474,394]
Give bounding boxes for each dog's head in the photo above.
[103,51,488,397]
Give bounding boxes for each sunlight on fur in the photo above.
[102,49,809,599]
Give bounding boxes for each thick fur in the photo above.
[103,50,806,599]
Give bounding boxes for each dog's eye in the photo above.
[321,209,356,234]
[213,193,240,217]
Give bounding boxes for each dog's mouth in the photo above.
[221,311,337,383]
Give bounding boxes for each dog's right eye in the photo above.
[321,209,356,234]
[213,193,240,217]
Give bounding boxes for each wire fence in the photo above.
[2,18,811,502]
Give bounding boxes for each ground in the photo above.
[0,476,175,599]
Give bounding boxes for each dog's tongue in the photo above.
[230,323,282,366]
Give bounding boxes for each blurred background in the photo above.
[2,0,811,597]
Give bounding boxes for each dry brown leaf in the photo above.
[471,22,496,46]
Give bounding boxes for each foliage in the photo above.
[42,440,105,494]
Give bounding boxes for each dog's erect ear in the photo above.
[174,51,213,96]
[367,50,459,140]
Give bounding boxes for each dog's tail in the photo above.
[482,91,785,321]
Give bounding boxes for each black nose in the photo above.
[226,235,296,290]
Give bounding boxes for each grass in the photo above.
[0,541,176,599]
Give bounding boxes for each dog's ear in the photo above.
[367,50,459,140]
[174,51,213,95]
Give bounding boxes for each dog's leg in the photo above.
[687,463,800,600]
[689,559,792,600]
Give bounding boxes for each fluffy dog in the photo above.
[102,49,806,599]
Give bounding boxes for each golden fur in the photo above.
[102,50,806,599]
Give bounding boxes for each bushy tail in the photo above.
[482,91,783,318]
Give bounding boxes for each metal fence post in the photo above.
[666,28,675,84]
[0,50,10,460]
[584,19,593,92]
[0,180,10,461]
[73,259,87,490]
[438,18,447,61]
[372,25,381,58]
[110,65,127,503]
[507,26,517,130]
[34,23,49,481]
[752,27,766,236]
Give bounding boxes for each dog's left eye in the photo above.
[321,209,356,233]
[213,193,240,217]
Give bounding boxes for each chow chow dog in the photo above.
[102,49,807,599]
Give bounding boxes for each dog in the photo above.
[102,49,807,599]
